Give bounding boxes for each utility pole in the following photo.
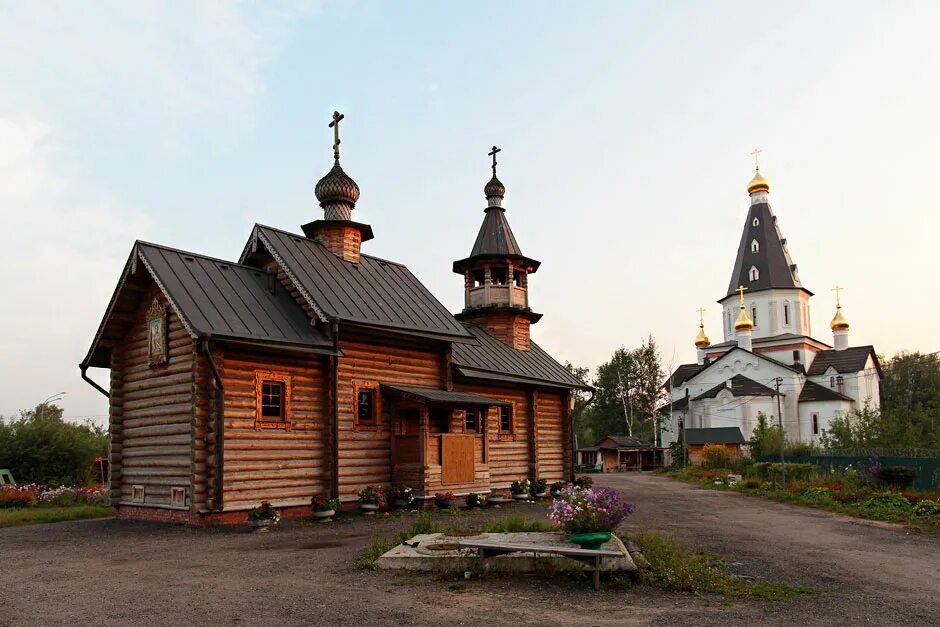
[774,377,785,486]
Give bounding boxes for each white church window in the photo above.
[783,302,790,325]
[749,266,759,281]
[752,217,760,227]
[751,305,758,327]
[812,413,819,435]
[751,239,759,253]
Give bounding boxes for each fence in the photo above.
[760,455,940,492]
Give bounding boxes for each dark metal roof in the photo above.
[452,207,540,273]
[725,202,811,299]
[82,242,335,368]
[596,436,658,449]
[246,225,472,341]
[798,379,854,402]
[684,427,746,446]
[693,375,779,401]
[381,384,510,407]
[708,333,827,351]
[657,396,690,413]
[806,346,881,377]
[452,324,590,390]
[666,363,706,389]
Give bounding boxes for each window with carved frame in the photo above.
[353,381,380,431]
[499,403,514,434]
[254,371,292,431]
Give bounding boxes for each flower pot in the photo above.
[435,500,453,509]
[532,492,548,499]
[248,519,274,532]
[392,499,411,508]
[512,493,528,501]
[312,509,335,522]
[568,532,612,551]
[360,503,380,512]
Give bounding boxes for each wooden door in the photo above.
[441,434,475,484]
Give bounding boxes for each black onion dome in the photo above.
[315,163,360,208]
[484,174,505,198]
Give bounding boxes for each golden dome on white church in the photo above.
[831,304,850,331]
[734,306,754,332]
[694,324,710,349]
[747,168,770,194]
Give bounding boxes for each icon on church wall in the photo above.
[147,299,168,366]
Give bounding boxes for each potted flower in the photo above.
[310,495,338,522]
[574,475,594,489]
[247,501,280,531]
[549,481,565,498]
[510,479,531,500]
[487,492,510,505]
[358,485,386,512]
[548,485,634,550]
[435,492,457,509]
[530,478,548,499]
[465,492,486,508]
[389,485,414,508]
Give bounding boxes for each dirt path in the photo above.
[1,475,938,626]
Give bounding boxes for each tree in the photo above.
[749,412,784,458]
[820,404,921,450]
[565,362,593,449]
[0,404,108,487]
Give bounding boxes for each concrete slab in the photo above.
[376,532,637,573]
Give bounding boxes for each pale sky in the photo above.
[1,1,938,425]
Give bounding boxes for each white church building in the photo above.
[660,165,881,447]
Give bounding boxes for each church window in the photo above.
[751,305,758,327]
[749,266,759,281]
[752,217,760,227]
[830,376,835,388]
[793,350,800,363]
[465,408,478,432]
[784,303,790,325]
[836,376,845,395]
[751,239,759,253]
[255,371,292,431]
[353,381,380,431]
[812,413,819,435]
[500,404,514,433]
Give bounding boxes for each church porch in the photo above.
[383,385,508,500]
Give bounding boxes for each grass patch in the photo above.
[478,515,552,533]
[356,512,446,570]
[636,529,817,601]
[0,504,115,528]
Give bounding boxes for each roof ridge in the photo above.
[136,240,262,271]
[254,223,409,268]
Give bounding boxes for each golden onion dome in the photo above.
[734,306,754,332]
[747,168,770,194]
[830,305,850,331]
[694,324,710,349]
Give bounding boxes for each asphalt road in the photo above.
[1,473,938,626]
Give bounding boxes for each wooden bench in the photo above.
[456,539,623,590]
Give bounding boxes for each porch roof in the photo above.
[381,384,511,408]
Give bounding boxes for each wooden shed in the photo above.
[683,427,746,466]
[577,436,666,472]
[80,124,589,524]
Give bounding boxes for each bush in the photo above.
[802,487,834,503]
[0,406,108,487]
[857,492,913,516]
[741,479,762,490]
[913,500,940,517]
[785,442,819,456]
[0,486,36,508]
[701,444,734,469]
[752,462,772,480]
[875,466,917,490]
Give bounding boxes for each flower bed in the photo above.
[0,484,107,509]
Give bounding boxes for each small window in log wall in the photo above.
[132,485,145,503]
[254,371,292,431]
[499,404,514,433]
[464,408,478,432]
[170,487,186,508]
[353,382,380,431]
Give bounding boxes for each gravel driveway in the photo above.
[2,473,938,626]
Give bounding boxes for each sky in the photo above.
[1,1,939,425]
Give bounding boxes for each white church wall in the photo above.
[799,400,853,444]
[719,289,811,342]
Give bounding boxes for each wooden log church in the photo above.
[80,113,588,524]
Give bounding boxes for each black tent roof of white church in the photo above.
[805,346,882,378]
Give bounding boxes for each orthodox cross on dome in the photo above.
[329,110,344,164]
[736,284,748,306]
[750,147,762,171]
[832,285,844,306]
[488,145,501,176]
[696,307,706,326]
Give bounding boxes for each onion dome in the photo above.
[315,163,360,219]
[831,304,850,331]
[747,168,770,194]
[734,305,754,332]
[484,174,505,200]
[694,323,711,349]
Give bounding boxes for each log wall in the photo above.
[111,288,195,508]
[336,332,446,500]
[219,346,330,511]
